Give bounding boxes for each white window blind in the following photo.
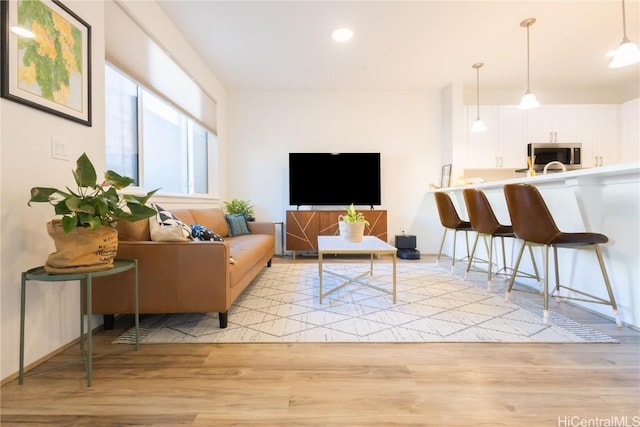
[104,0,216,134]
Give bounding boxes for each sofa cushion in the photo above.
[227,233,274,287]
[116,219,150,241]
[226,214,251,237]
[190,208,229,237]
[170,209,197,226]
[149,204,192,242]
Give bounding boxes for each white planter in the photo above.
[338,217,365,242]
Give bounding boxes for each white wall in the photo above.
[0,1,106,383]
[0,0,228,382]
[227,90,446,254]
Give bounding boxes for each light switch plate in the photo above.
[51,138,70,161]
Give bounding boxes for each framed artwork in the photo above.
[1,0,92,126]
[440,164,452,188]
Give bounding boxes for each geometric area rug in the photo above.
[113,262,617,344]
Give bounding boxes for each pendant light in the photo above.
[518,17,540,110]
[607,0,640,68]
[470,63,487,132]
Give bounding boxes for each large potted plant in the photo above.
[224,198,255,221]
[338,203,370,242]
[28,153,158,273]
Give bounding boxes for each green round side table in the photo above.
[19,259,139,387]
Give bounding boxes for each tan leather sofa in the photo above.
[91,208,275,328]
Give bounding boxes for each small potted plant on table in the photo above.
[338,203,370,242]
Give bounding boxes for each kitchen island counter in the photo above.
[432,162,639,329]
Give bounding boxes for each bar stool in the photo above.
[434,191,473,272]
[503,183,621,327]
[463,188,540,290]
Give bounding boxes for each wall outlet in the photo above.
[51,138,70,161]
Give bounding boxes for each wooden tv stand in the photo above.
[286,209,387,257]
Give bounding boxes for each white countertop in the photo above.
[432,162,640,192]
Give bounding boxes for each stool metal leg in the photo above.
[505,240,526,302]
[451,230,458,273]
[553,246,561,302]
[464,233,480,279]
[500,236,507,279]
[543,245,550,325]
[527,245,542,292]
[486,236,494,290]
[435,229,448,267]
[594,246,621,327]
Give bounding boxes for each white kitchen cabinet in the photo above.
[526,105,578,143]
[466,105,527,169]
[576,105,619,167]
[497,106,527,168]
[465,103,621,170]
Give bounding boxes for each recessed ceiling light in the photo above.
[332,28,353,42]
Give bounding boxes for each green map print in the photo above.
[16,0,83,111]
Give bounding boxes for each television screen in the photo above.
[288,152,381,207]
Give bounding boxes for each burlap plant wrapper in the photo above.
[45,220,118,273]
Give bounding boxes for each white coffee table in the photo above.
[317,236,398,304]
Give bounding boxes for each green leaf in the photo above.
[61,216,77,233]
[78,213,102,230]
[53,200,72,216]
[104,170,134,189]
[65,195,95,214]
[73,153,98,188]
[124,204,157,222]
[28,187,59,205]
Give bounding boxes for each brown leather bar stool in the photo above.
[434,191,473,273]
[463,188,540,290]
[503,183,621,327]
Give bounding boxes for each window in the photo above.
[105,64,214,196]
[105,65,139,184]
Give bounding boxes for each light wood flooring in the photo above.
[2,255,639,426]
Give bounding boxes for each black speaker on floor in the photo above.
[395,235,420,260]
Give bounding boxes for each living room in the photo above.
[1,0,639,421]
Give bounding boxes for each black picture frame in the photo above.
[1,0,92,126]
[440,164,452,188]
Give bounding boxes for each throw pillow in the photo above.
[191,224,224,242]
[191,224,234,264]
[225,214,251,237]
[149,203,192,242]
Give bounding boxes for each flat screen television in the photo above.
[289,152,381,207]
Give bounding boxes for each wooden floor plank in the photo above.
[2,256,638,425]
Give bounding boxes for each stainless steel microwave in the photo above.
[527,143,582,171]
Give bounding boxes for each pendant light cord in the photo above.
[476,66,481,120]
[621,0,630,42]
[526,23,531,92]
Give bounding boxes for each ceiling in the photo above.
[156,1,640,93]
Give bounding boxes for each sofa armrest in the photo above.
[248,221,275,235]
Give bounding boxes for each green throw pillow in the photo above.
[225,214,251,237]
